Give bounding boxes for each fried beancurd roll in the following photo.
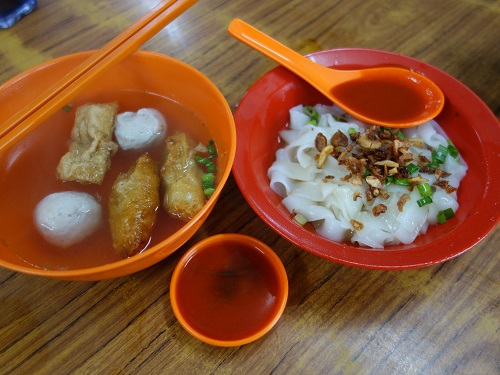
[161,132,205,221]
[109,154,160,257]
[57,102,119,184]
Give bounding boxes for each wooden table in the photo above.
[1,1,499,374]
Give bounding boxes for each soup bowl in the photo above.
[232,48,500,270]
[0,50,236,280]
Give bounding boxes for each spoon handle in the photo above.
[228,19,340,94]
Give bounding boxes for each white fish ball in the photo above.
[34,191,102,248]
[115,108,167,150]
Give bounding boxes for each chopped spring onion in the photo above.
[394,177,411,186]
[203,187,215,196]
[202,173,215,189]
[194,156,216,172]
[447,140,459,158]
[432,144,449,165]
[386,176,411,186]
[207,139,217,157]
[195,139,218,197]
[442,207,455,219]
[62,105,72,112]
[303,106,319,125]
[417,182,433,198]
[348,127,357,135]
[202,172,215,183]
[417,196,433,207]
[194,156,211,165]
[428,144,451,171]
[437,211,447,224]
[396,130,405,139]
[407,163,419,175]
[437,208,455,224]
[205,162,216,173]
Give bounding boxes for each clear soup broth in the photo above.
[0,90,213,270]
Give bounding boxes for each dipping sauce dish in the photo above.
[170,234,288,346]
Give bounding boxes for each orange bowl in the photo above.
[0,50,236,280]
[170,234,288,346]
[233,48,500,270]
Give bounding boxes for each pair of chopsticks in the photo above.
[0,0,197,151]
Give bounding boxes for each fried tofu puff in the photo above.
[57,103,119,184]
[109,154,160,257]
[161,133,205,221]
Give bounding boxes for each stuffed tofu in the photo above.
[161,132,205,221]
[109,154,160,257]
[57,102,119,184]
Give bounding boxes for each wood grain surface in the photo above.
[0,0,499,374]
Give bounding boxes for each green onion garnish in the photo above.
[303,106,319,125]
[396,130,405,139]
[348,127,357,135]
[442,207,455,219]
[207,139,217,157]
[437,208,455,224]
[385,176,410,186]
[202,181,214,189]
[432,144,449,165]
[417,196,433,207]
[206,162,216,173]
[447,140,459,158]
[195,140,218,197]
[202,172,215,183]
[62,105,72,112]
[194,156,210,165]
[394,178,411,186]
[417,182,433,198]
[202,172,215,189]
[437,210,447,224]
[407,163,419,175]
[203,187,215,196]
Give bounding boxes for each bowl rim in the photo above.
[0,50,236,280]
[170,233,289,346]
[232,47,500,270]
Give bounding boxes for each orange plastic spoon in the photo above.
[228,19,444,128]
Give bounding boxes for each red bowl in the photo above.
[233,48,500,270]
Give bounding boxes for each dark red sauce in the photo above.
[332,76,428,123]
[175,243,282,341]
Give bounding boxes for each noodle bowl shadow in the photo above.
[0,51,236,280]
[233,48,500,270]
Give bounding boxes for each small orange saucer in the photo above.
[170,234,288,346]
